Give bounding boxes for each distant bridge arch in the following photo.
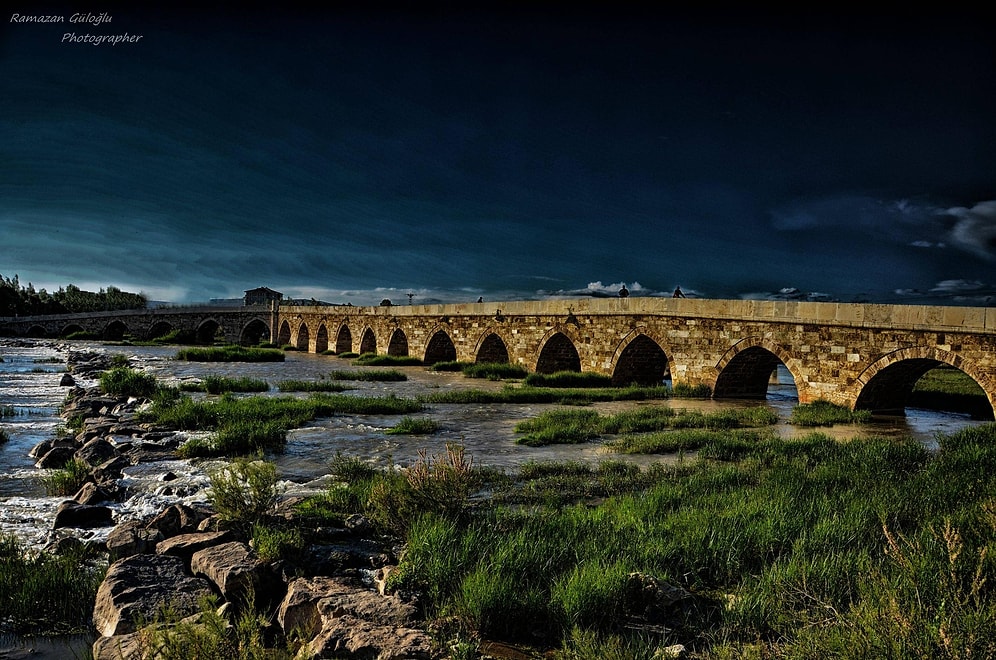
[424,327,457,365]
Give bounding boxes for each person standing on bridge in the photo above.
[673,286,686,298]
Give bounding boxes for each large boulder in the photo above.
[53,501,114,529]
[106,520,164,561]
[306,616,436,659]
[277,577,416,636]
[93,554,214,637]
[156,530,233,560]
[146,503,209,537]
[190,541,280,606]
[76,438,119,467]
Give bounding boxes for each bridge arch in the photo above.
[610,330,671,387]
[196,319,224,345]
[276,320,291,346]
[535,327,582,374]
[713,337,801,399]
[388,328,409,356]
[295,323,311,351]
[60,323,85,338]
[315,324,329,353]
[359,327,377,355]
[855,346,996,418]
[240,318,270,346]
[335,325,352,354]
[146,321,174,341]
[424,327,457,365]
[103,320,129,341]
[475,330,510,364]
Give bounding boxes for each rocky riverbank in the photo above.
[27,351,442,659]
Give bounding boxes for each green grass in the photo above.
[0,534,105,634]
[429,360,472,372]
[324,369,407,382]
[175,345,285,362]
[39,458,92,495]
[275,379,351,392]
[524,371,613,388]
[180,375,270,394]
[386,416,441,435]
[352,353,423,366]
[143,391,424,457]
[515,405,778,446]
[373,424,996,655]
[462,362,529,380]
[99,366,160,398]
[421,384,674,406]
[791,399,873,426]
[0,405,16,418]
[909,366,994,420]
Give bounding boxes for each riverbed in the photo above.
[1,339,988,552]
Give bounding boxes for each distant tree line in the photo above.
[1,273,147,316]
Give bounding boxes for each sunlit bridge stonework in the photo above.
[3,298,994,417]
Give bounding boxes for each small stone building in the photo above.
[244,287,283,307]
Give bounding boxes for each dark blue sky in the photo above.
[2,4,995,306]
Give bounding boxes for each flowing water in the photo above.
[1,341,989,552]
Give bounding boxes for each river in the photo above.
[1,339,989,553]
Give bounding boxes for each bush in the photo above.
[207,458,280,529]
[367,444,477,535]
[175,346,285,362]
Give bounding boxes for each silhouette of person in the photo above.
[673,286,686,298]
[477,296,483,303]
[618,285,629,298]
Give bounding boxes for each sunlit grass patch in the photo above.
[180,375,269,394]
[353,353,422,366]
[386,416,440,435]
[175,345,285,362]
[790,399,872,426]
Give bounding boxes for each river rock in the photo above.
[146,503,210,537]
[53,501,114,528]
[93,554,214,637]
[190,541,279,606]
[306,615,436,660]
[76,437,119,467]
[277,576,420,640]
[106,520,164,561]
[35,444,77,469]
[157,530,233,560]
[60,373,76,386]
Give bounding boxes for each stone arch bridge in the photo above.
[2,298,994,417]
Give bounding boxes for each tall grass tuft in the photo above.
[525,371,613,388]
[180,376,269,394]
[0,534,105,634]
[100,366,160,398]
[175,345,285,362]
[39,458,92,496]
[386,417,440,435]
[462,362,529,380]
[207,458,280,531]
[352,353,422,366]
[324,369,407,382]
[791,399,872,426]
